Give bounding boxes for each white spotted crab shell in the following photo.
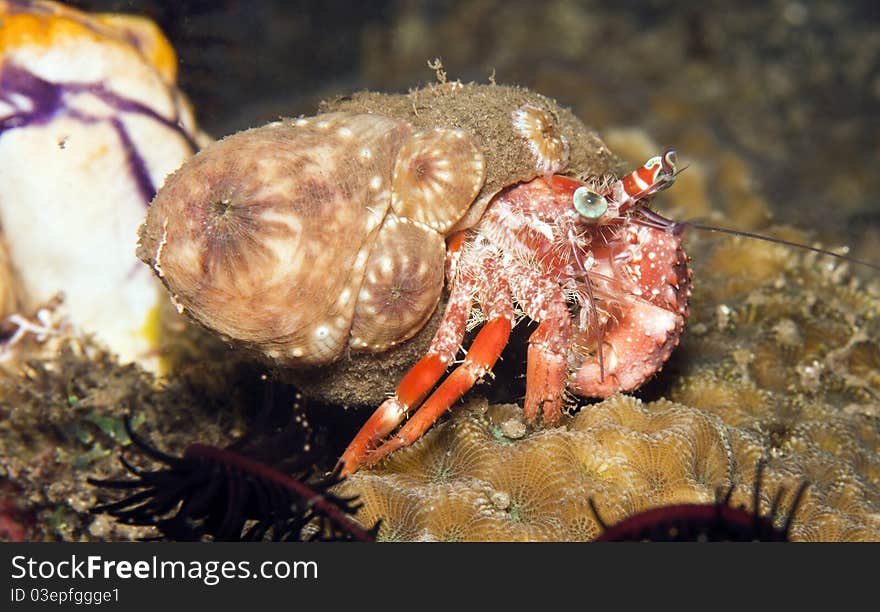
[138,112,485,366]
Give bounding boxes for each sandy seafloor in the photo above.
[2,0,879,541]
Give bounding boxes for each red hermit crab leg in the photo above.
[336,234,471,473]
[339,253,514,474]
[361,311,512,468]
[505,259,574,425]
[337,244,493,473]
[525,318,571,425]
[337,279,473,474]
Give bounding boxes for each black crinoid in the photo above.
[88,391,376,542]
[591,461,809,542]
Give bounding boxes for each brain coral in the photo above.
[336,232,880,542]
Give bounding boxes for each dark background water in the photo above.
[69,0,880,263]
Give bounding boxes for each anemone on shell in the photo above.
[138,112,485,365]
[511,104,570,175]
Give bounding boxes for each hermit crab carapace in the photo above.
[137,84,691,475]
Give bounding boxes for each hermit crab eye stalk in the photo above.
[573,186,608,220]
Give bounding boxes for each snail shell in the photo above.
[138,111,485,365]
[139,83,620,404]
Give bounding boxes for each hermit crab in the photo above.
[137,84,691,474]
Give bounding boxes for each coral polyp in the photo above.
[337,388,878,542]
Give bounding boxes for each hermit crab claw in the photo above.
[660,148,677,175]
[653,148,678,191]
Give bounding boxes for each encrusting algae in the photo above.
[0,309,259,541]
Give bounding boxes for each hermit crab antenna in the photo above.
[583,272,604,382]
[683,223,880,272]
[630,206,880,272]
[628,205,679,233]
